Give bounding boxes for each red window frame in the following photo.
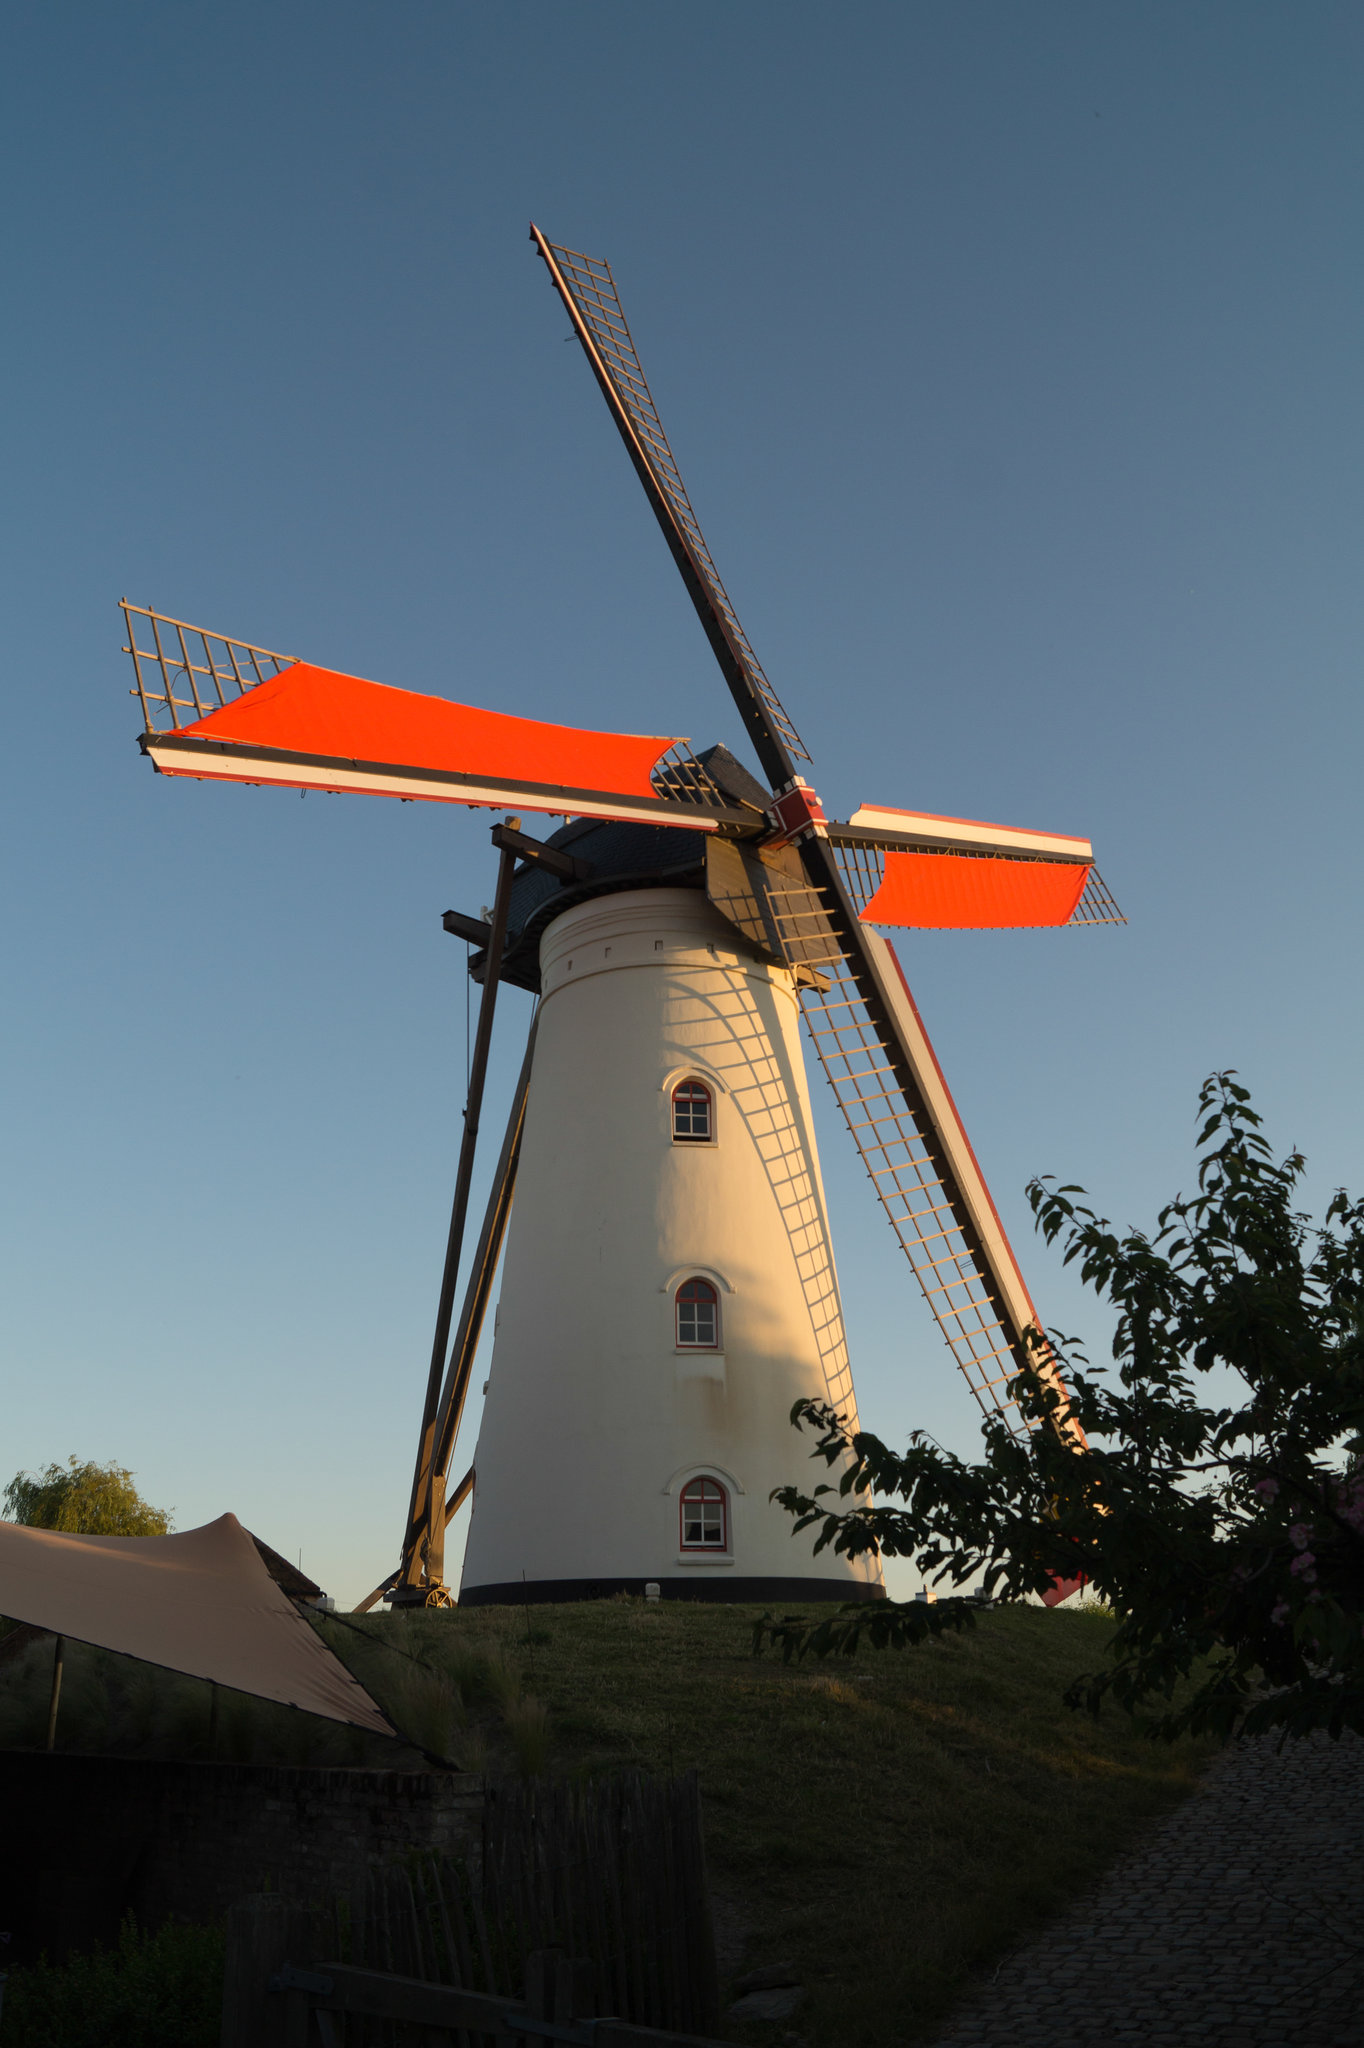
[679,1475,728,1552]
[671,1078,713,1143]
[675,1277,720,1349]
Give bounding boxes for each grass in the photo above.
[0,1612,558,1774]
[0,1601,1215,2043]
[335,1598,1215,2044]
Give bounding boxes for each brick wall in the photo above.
[0,1752,483,1963]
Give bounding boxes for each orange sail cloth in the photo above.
[167,663,679,800]
[862,851,1091,930]
[0,1513,394,1734]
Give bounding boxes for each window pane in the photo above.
[673,1081,712,1141]
[677,1279,719,1347]
[681,1476,727,1550]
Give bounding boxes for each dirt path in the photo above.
[927,1730,1364,2048]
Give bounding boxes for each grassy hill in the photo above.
[1,1597,1212,2043]
[331,1598,1213,2045]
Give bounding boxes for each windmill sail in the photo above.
[842,804,1096,861]
[122,604,747,831]
[799,921,1048,1428]
[702,835,1062,1428]
[538,235,1089,1432]
[531,226,810,784]
[830,808,1125,932]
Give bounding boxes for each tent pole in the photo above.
[45,1635,64,1752]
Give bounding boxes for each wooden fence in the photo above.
[482,1771,718,2035]
[221,1771,722,2048]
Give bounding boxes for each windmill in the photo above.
[120,227,1122,1609]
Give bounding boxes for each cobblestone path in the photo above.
[927,1731,1364,2048]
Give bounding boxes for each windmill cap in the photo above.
[457,743,765,994]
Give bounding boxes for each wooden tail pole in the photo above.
[396,819,521,1602]
[420,1017,537,1590]
[354,1467,476,1613]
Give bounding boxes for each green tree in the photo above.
[759,1075,1364,1744]
[4,1456,173,1536]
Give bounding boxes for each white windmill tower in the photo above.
[455,782,877,1605]
[119,227,1122,1608]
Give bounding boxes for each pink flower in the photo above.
[1289,1523,1312,1551]
[1270,1598,1290,1626]
[1289,1552,1316,1582]
[1254,1478,1280,1502]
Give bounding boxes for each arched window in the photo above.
[671,1078,713,1143]
[675,1277,719,1349]
[679,1476,728,1551]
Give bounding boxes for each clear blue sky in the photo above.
[1,3,1359,1604]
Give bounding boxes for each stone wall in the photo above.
[0,1752,483,1964]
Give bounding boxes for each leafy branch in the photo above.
[759,1076,1364,1744]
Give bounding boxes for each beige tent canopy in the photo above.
[0,1512,394,1736]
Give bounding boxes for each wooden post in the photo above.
[524,1950,595,2029]
[523,1949,560,2022]
[44,1636,64,1752]
[219,1896,322,2048]
[568,1956,596,2023]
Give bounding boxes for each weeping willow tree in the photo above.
[3,1456,173,1536]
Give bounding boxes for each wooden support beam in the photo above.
[427,1021,538,1510]
[444,1464,475,1527]
[490,821,591,882]
[442,908,493,946]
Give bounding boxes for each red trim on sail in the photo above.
[167,664,679,801]
[863,851,1090,930]
[881,938,1046,1336]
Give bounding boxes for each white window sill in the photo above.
[676,1554,734,1566]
